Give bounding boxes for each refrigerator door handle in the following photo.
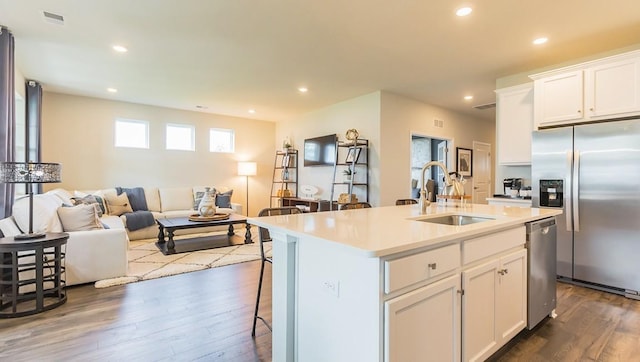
[565,150,573,232]
[573,150,580,232]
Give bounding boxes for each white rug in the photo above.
[94,232,268,288]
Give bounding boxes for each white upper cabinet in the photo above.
[531,50,640,129]
[496,84,533,165]
[585,57,640,118]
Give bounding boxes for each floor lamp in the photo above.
[237,162,257,216]
[0,162,62,239]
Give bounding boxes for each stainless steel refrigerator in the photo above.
[532,119,640,298]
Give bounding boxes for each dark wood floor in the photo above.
[1,261,639,361]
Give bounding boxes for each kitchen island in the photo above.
[248,203,561,362]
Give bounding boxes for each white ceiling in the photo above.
[2,0,640,122]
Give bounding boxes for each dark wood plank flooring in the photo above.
[1,261,639,361]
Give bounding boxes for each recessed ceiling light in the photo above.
[464,95,473,101]
[298,87,308,93]
[107,88,117,93]
[456,7,472,17]
[248,109,256,114]
[112,45,128,53]
[533,37,548,45]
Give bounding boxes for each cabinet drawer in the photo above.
[384,244,460,294]
[463,227,525,265]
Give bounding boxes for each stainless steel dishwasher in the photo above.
[526,217,557,329]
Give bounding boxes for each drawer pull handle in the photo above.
[428,263,437,270]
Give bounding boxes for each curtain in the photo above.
[0,26,16,219]
[26,80,43,193]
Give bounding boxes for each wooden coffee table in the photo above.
[156,214,252,255]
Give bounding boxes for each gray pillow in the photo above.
[215,189,233,209]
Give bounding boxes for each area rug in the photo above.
[94,232,268,288]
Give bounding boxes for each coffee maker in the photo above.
[503,178,523,197]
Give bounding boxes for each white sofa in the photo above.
[0,194,128,287]
[79,186,242,241]
[0,186,242,287]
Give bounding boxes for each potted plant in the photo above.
[343,168,356,181]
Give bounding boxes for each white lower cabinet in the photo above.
[385,274,461,362]
[462,249,527,362]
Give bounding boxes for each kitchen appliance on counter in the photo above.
[532,119,640,299]
[503,178,523,197]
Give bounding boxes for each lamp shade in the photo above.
[237,161,257,176]
[0,162,62,183]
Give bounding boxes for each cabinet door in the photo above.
[585,57,640,119]
[462,260,499,362]
[385,275,461,362]
[496,84,533,165]
[534,70,584,127]
[496,249,527,342]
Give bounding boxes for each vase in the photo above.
[198,187,217,217]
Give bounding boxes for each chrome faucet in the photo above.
[419,161,465,213]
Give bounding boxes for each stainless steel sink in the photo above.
[414,214,495,226]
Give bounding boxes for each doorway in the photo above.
[472,141,492,204]
[410,134,451,200]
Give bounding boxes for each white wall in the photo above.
[41,92,276,217]
[379,92,495,206]
[277,92,382,205]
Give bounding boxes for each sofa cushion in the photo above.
[116,186,148,211]
[57,204,104,231]
[0,217,22,237]
[12,194,64,233]
[71,195,105,217]
[215,189,233,209]
[105,192,133,216]
[159,187,194,212]
[47,188,74,205]
[144,187,161,212]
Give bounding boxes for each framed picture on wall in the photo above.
[456,147,472,177]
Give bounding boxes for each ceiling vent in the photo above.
[43,11,64,25]
[473,102,496,110]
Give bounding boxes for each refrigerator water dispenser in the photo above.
[539,180,563,208]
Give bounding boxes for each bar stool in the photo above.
[251,206,302,337]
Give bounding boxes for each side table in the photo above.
[0,232,69,318]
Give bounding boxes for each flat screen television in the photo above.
[303,134,337,166]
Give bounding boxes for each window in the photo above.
[115,118,149,149]
[166,123,195,151]
[209,128,235,153]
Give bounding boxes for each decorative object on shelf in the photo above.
[345,147,361,163]
[276,189,292,197]
[337,193,358,204]
[343,168,356,181]
[197,187,217,217]
[345,128,359,141]
[238,161,257,216]
[0,162,62,239]
[282,136,293,152]
[456,147,473,177]
[188,212,230,222]
[300,185,319,200]
[282,154,291,167]
[281,168,290,181]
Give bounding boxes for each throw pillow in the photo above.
[215,189,233,208]
[57,204,104,232]
[0,217,22,237]
[71,195,104,217]
[116,187,148,211]
[105,192,133,216]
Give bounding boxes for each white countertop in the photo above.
[248,203,562,257]
[486,197,533,205]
